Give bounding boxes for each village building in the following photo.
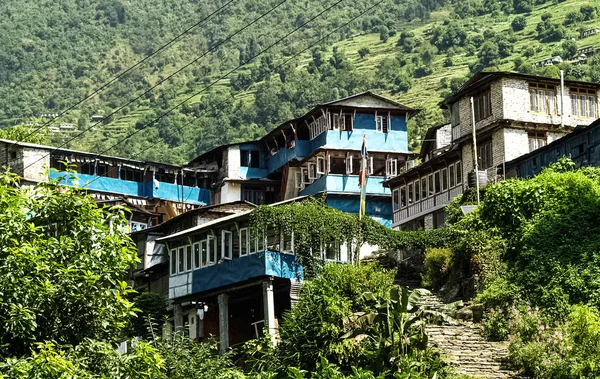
[385,72,600,230]
[505,118,600,178]
[0,139,211,228]
[185,92,419,227]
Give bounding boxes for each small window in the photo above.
[281,230,293,253]
[421,177,427,199]
[393,189,400,211]
[200,240,208,267]
[456,162,462,185]
[186,245,193,272]
[570,88,597,118]
[385,158,397,177]
[241,150,260,168]
[207,235,217,265]
[449,165,455,188]
[477,141,493,170]
[316,156,326,174]
[367,157,374,175]
[222,230,233,260]
[400,186,407,208]
[441,168,448,191]
[332,114,343,130]
[301,167,311,186]
[414,180,420,202]
[323,241,341,261]
[427,174,434,197]
[408,182,414,205]
[474,90,492,122]
[434,171,441,194]
[308,162,318,180]
[256,231,265,252]
[376,115,390,133]
[528,132,547,153]
[178,247,185,273]
[170,249,177,275]
[239,228,249,256]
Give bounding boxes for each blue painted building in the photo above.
[185,92,418,227]
[155,200,347,350]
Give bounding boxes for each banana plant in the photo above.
[341,286,449,375]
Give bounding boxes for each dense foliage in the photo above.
[436,159,600,377]
[0,171,138,358]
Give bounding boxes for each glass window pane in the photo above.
[421,177,427,199]
[434,171,441,194]
[449,165,455,188]
[178,247,184,273]
[442,169,448,191]
[186,246,192,271]
[400,186,407,208]
[408,183,414,204]
[201,241,207,267]
[240,229,248,256]
[170,250,177,275]
[456,162,462,184]
[581,95,587,117]
[590,96,597,119]
[415,180,420,202]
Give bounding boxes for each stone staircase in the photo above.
[413,289,521,378]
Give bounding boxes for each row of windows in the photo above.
[169,228,347,275]
[392,161,462,211]
[295,156,399,189]
[528,85,598,119]
[308,114,393,140]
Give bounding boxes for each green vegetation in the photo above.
[429,159,600,377]
[0,0,599,164]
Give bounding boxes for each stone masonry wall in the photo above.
[23,148,50,182]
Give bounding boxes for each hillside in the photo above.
[1,0,599,163]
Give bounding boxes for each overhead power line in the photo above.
[78,0,386,195]
[20,0,291,174]
[16,0,236,144]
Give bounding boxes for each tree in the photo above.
[562,39,578,59]
[379,25,390,43]
[513,0,533,13]
[357,47,370,59]
[0,171,138,358]
[478,41,501,67]
[580,5,597,21]
[511,15,527,31]
[0,124,49,145]
[564,11,582,25]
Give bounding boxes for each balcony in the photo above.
[49,170,210,205]
[299,174,390,197]
[187,251,303,295]
[393,186,463,226]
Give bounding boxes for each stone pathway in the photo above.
[414,290,521,379]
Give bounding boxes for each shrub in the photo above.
[357,47,370,58]
[422,248,453,290]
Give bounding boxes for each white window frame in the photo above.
[280,230,294,254]
[376,115,383,132]
[385,158,397,177]
[308,162,318,180]
[392,188,399,211]
[177,247,185,274]
[346,155,353,175]
[200,239,208,268]
[193,242,201,270]
[455,161,462,185]
[421,176,427,199]
[316,156,326,174]
[207,235,217,265]
[170,249,177,275]
[301,167,312,186]
[239,228,249,257]
[221,230,233,260]
[322,240,341,262]
[185,245,193,272]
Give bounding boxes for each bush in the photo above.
[422,248,453,290]
[357,47,370,58]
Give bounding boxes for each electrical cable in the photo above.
[15,0,236,144]
[19,0,292,174]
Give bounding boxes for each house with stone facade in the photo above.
[385,71,600,230]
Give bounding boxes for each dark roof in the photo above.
[440,71,600,107]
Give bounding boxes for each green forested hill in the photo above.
[1,0,599,163]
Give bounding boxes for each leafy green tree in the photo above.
[513,0,533,13]
[562,39,578,59]
[357,47,370,59]
[511,15,527,31]
[564,11,583,25]
[378,25,390,43]
[580,5,597,21]
[0,124,49,144]
[0,171,138,358]
[478,41,501,67]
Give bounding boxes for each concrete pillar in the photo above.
[173,304,184,334]
[218,293,229,353]
[262,280,277,345]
